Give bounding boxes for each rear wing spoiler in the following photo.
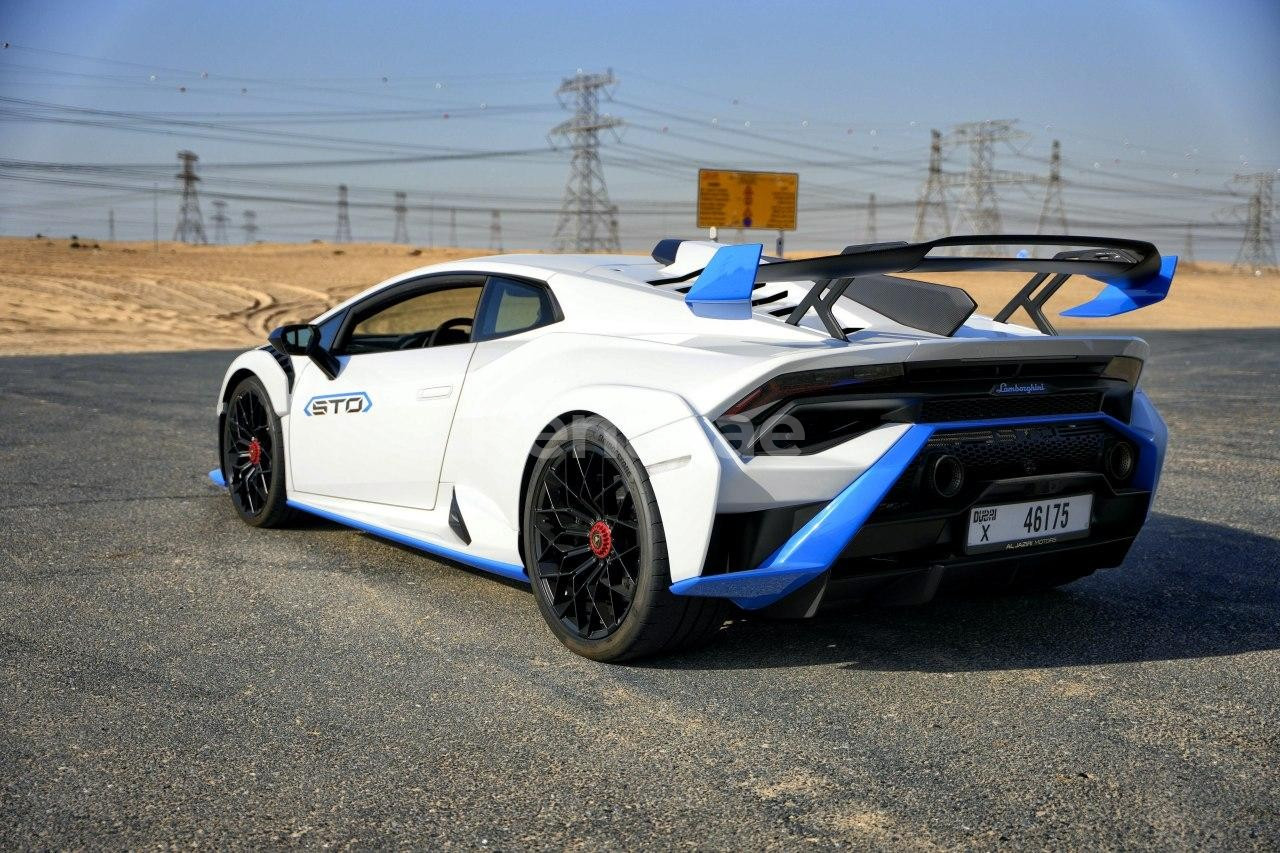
[669,234,1177,338]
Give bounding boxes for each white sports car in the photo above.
[209,235,1174,661]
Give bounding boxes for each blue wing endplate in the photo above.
[1061,254,1177,318]
[683,243,763,318]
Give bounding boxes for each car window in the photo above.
[474,277,558,341]
[344,285,482,354]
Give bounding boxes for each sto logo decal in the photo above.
[305,391,373,416]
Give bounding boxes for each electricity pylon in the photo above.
[392,191,409,243]
[173,150,207,244]
[335,184,352,243]
[913,129,950,242]
[1231,172,1276,274]
[1036,140,1068,235]
[211,199,230,244]
[242,210,258,243]
[489,210,503,252]
[550,69,622,252]
[944,120,1034,254]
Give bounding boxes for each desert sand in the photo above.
[0,236,1275,356]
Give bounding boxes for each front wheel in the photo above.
[522,416,725,662]
[221,376,294,528]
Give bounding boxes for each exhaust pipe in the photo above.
[1105,440,1136,482]
[927,454,965,499]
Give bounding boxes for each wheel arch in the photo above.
[511,387,721,584]
[216,349,293,418]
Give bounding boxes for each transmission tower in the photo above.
[211,199,230,244]
[865,193,878,243]
[335,184,352,243]
[945,120,1032,253]
[392,191,409,243]
[489,210,503,252]
[1231,172,1276,274]
[913,129,950,242]
[1183,225,1195,268]
[242,209,258,244]
[449,208,457,247]
[550,69,623,252]
[1036,139,1068,238]
[108,208,115,242]
[172,150,207,244]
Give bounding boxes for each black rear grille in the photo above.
[876,422,1114,516]
[919,391,1102,423]
[926,423,1109,472]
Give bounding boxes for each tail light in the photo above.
[721,363,904,419]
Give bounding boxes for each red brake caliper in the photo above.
[247,437,262,467]
[588,520,613,559]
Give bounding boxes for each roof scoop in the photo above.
[683,243,763,319]
[653,239,728,278]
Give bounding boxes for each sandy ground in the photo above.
[0,236,1275,355]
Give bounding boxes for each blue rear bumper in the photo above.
[670,390,1168,610]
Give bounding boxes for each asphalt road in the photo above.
[2,330,1278,849]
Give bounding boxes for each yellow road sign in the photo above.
[697,169,798,231]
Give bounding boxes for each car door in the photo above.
[288,275,485,511]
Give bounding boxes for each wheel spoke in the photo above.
[531,438,646,640]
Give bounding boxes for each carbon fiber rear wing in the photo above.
[668,234,1176,338]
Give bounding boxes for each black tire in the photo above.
[522,415,726,662]
[221,376,294,528]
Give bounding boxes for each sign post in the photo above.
[697,168,798,255]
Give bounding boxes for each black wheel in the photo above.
[522,415,726,662]
[221,376,293,528]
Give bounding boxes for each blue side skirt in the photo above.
[284,499,529,584]
[205,464,525,583]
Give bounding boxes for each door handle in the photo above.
[417,385,452,400]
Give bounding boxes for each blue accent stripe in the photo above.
[285,499,528,583]
[671,405,1169,609]
[208,467,227,488]
[671,425,934,609]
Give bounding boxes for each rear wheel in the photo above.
[523,416,725,662]
[221,376,293,528]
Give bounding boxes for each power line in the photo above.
[551,69,621,252]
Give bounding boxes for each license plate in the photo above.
[966,494,1092,554]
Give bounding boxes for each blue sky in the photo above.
[1,0,1277,255]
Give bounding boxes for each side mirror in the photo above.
[267,323,340,380]
[268,323,316,356]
